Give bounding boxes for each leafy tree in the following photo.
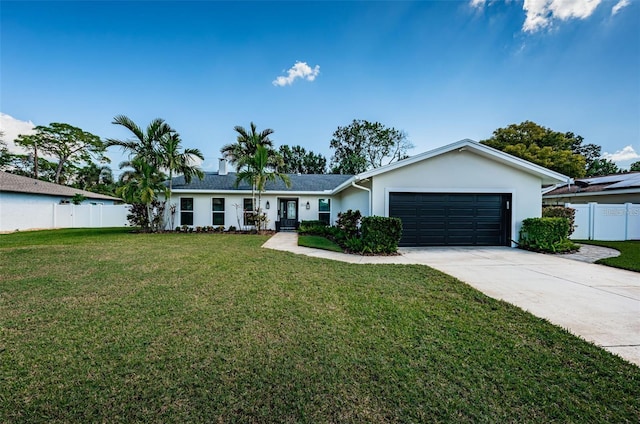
[74,162,116,195]
[14,123,105,184]
[585,158,621,177]
[480,121,595,178]
[329,119,413,174]
[235,145,291,230]
[221,122,276,168]
[277,145,327,174]
[0,134,11,170]
[630,161,640,172]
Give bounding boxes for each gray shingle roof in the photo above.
[0,171,121,201]
[169,172,353,192]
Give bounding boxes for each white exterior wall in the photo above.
[0,192,125,232]
[336,185,370,216]
[169,193,339,230]
[364,150,543,243]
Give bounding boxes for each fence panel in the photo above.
[567,203,639,241]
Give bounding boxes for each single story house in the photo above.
[168,139,570,247]
[0,171,123,232]
[543,172,640,205]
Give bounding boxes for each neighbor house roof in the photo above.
[0,171,121,201]
[543,172,640,198]
[169,173,353,193]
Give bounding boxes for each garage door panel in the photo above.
[389,192,511,247]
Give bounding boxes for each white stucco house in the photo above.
[0,171,124,232]
[167,139,570,247]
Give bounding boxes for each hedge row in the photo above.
[519,217,578,253]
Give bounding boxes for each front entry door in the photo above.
[279,199,298,230]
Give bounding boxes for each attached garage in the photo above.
[389,192,511,246]
[333,139,571,248]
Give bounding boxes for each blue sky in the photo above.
[1,0,639,175]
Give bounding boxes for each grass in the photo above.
[1,228,639,423]
[298,234,343,252]
[577,240,640,272]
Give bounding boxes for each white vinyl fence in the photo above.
[567,203,640,241]
[1,202,130,232]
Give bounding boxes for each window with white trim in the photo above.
[243,198,254,226]
[212,198,225,226]
[319,198,331,225]
[180,198,194,226]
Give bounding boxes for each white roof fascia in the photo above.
[330,176,357,195]
[354,139,572,185]
[170,189,338,196]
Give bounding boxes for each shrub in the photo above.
[361,216,403,254]
[519,217,578,253]
[543,206,576,236]
[298,220,329,235]
[336,210,361,239]
[126,200,165,232]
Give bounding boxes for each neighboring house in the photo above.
[543,172,640,205]
[169,139,570,247]
[0,171,124,232]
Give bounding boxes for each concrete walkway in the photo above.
[263,233,640,366]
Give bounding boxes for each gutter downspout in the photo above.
[351,181,372,216]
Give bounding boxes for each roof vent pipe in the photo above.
[219,158,227,176]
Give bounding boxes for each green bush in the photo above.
[519,217,578,253]
[542,206,576,236]
[336,210,361,239]
[298,220,328,235]
[361,216,403,254]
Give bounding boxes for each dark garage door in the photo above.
[389,193,511,247]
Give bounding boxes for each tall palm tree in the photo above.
[158,132,205,200]
[117,158,168,231]
[105,115,175,166]
[107,115,204,230]
[235,145,290,230]
[220,122,275,167]
[158,133,205,229]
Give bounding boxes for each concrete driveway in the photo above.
[263,233,640,366]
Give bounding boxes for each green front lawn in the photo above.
[578,240,640,272]
[1,228,638,422]
[298,234,343,252]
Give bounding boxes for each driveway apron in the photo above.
[263,233,640,366]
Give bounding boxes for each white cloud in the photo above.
[602,145,640,162]
[0,113,36,154]
[523,0,603,32]
[469,0,487,8]
[272,61,320,87]
[612,0,630,15]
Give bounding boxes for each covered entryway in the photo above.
[277,198,298,231]
[389,192,511,247]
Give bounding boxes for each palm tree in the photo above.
[158,133,205,229]
[117,158,168,231]
[220,122,275,167]
[107,115,204,230]
[158,133,204,198]
[105,115,175,166]
[235,145,290,230]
